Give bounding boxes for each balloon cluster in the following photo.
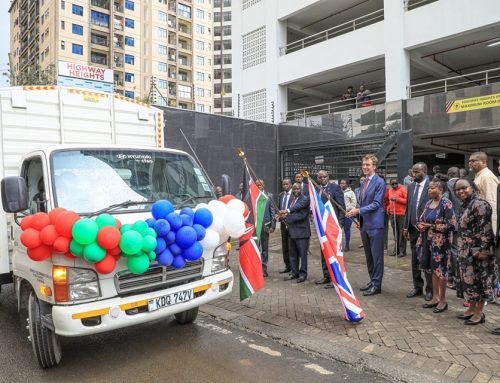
[118,219,158,275]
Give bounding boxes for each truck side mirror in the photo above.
[221,174,231,196]
[1,176,29,213]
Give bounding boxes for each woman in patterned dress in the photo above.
[455,179,498,325]
[416,178,457,313]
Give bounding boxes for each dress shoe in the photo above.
[315,277,330,285]
[279,269,291,274]
[424,291,433,301]
[388,252,397,257]
[492,328,500,335]
[464,313,485,325]
[363,286,381,296]
[359,282,372,291]
[324,282,335,289]
[433,303,448,313]
[284,275,298,281]
[406,288,423,298]
[397,253,407,258]
[296,276,306,283]
[263,270,269,278]
[343,247,350,252]
[422,302,438,309]
[456,313,473,320]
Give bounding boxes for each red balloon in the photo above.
[94,254,116,274]
[218,195,235,204]
[20,228,41,249]
[49,208,67,225]
[40,225,58,246]
[20,216,34,231]
[97,226,121,250]
[115,219,122,229]
[55,210,80,238]
[31,212,50,231]
[27,245,52,261]
[53,236,70,253]
[243,202,250,220]
[108,246,122,257]
[64,251,77,260]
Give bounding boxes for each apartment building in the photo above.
[9,0,214,111]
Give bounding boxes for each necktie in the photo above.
[283,193,289,209]
[410,183,420,226]
[290,197,297,208]
[362,178,369,202]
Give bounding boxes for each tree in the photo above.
[9,63,56,86]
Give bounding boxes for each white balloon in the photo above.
[224,214,246,238]
[219,231,229,243]
[199,229,220,250]
[195,203,209,211]
[226,199,245,216]
[208,200,230,222]
[208,214,224,233]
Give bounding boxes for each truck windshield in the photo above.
[51,149,214,214]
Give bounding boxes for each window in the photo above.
[61,40,65,50]
[214,11,231,22]
[196,87,204,97]
[91,11,110,28]
[196,9,204,18]
[91,51,107,65]
[214,25,231,37]
[158,28,167,38]
[61,1,65,10]
[61,20,65,30]
[72,24,83,35]
[214,40,232,50]
[196,40,204,50]
[196,104,205,112]
[125,72,134,82]
[159,11,167,21]
[196,56,204,65]
[195,24,204,34]
[215,54,232,65]
[214,0,231,7]
[125,18,134,28]
[158,62,167,72]
[72,44,83,55]
[196,72,204,81]
[125,54,134,65]
[125,36,135,46]
[72,4,83,16]
[178,85,192,99]
[125,0,134,10]
[124,91,135,99]
[158,45,167,55]
[158,79,167,88]
[178,4,191,18]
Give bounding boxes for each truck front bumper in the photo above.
[52,270,233,337]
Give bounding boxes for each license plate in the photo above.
[148,289,194,312]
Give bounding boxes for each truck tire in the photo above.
[174,307,199,324]
[28,291,62,369]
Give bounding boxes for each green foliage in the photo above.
[7,63,56,86]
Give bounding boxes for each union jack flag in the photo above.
[309,183,365,322]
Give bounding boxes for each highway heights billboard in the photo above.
[57,61,113,93]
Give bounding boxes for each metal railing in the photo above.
[283,90,386,122]
[408,67,500,98]
[405,0,438,11]
[279,9,384,55]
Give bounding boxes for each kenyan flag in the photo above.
[239,223,264,300]
[248,177,268,241]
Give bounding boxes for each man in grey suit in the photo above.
[256,179,276,278]
[403,162,433,301]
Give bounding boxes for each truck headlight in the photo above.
[211,242,229,274]
[53,266,100,303]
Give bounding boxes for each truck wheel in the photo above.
[28,291,62,368]
[174,307,199,324]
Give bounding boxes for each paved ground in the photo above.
[202,227,500,383]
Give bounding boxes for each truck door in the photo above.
[20,155,47,214]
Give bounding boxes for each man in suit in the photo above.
[295,172,309,196]
[256,179,276,278]
[403,162,433,301]
[279,183,311,283]
[315,170,346,288]
[347,154,386,296]
[278,178,293,274]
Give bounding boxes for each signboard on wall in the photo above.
[57,61,113,93]
[446,93,500,113]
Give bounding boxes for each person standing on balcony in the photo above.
[341,86,356,108]
[357,85,372,107]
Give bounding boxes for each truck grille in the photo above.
[115,260,204,296]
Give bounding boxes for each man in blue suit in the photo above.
[347,154,386,296]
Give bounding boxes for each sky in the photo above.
[0,1,10,86]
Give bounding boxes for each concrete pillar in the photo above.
[384,0,410,102]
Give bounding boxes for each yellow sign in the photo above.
[446,93,500,113]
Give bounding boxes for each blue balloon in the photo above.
[146,218,156,228]
[171,255,186,269]
[153,219,171,236]
[175,226,197,249]
[166,212,183,231]
[182,242,203,261]
[169,243,182,256]
[194,208,213,228]
[164,231,176,245]
[157,248,174,266]
[192,224,206,241]
[152,200,174,220]
[155,237,167,254]
[180,214,193,227]
[180,208,195,219]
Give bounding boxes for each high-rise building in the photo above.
[213,0,233,116]
[9,0,214,111]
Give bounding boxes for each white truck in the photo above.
[0,86,233,368]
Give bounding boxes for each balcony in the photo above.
[91,0,110,9]
[91,33,109,47]
[178,41,191,51]
[91,52,108,66]
[178,57,191,66]
[114,2,124,13]
[405,0,439,11]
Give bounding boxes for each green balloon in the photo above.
[120,224,132,234]
[127,254,150,274]
[83,242,106,263]
[146,227,157,238]
[69,240,84,256]
[120,230,143,255]
[148,251,156,260]
[142,235,157,253]
[132,220,149,235]
[96,213,116,228]
[72,218,99,245]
